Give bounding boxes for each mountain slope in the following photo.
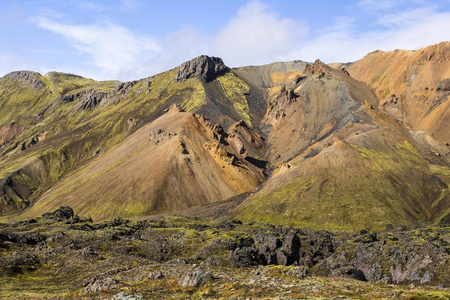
[14,106,265,220]
[1,45,449,230]
[345,42,450,144]
[233,59,450,230]
[0,56,267,220]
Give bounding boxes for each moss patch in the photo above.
[216,72,252,126]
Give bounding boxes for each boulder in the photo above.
[43,206,74,220]
[178,266,212,287]
[229,246,260,267]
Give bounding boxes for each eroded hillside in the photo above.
[1,45,449,230]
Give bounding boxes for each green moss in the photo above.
[235,177,321,228]
[43,72,95,95]
[216,72,253,126]
[351,141,423,173]
[235,141,450,231]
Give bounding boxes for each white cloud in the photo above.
[211,0,308,67]
[281,3,450,63]
[34,17,162,80]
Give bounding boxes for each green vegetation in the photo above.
[216,72,253,126]
[43,72,95,95]
[235,141,450,231]
[0,66,211,218]
[0,212,448,299]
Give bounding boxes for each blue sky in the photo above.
[1,0,449,80]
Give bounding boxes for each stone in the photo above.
[287,266,309,278]
[175,55,227,82]
[110,292,143,300]
[178,267,212,287]
[229,246,260,267]
[53,206,74,220]
[3,71,45,89]
[148,270,164,280]
[82,277,119,294]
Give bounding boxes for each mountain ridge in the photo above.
[1,42,449,230]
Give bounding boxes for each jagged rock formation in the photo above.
[176,55,227,82]
[3,71,45,89]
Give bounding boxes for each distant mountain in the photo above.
[1,44,449,230]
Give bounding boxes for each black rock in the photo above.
[229,246,260,267]
[347,268,367,281]
[53,206,74,220]
[175,55,227,82]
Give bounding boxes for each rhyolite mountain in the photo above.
[0,43,449,230]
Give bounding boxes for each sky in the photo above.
[0,0,449,81]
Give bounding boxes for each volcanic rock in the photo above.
[176,55,227,82]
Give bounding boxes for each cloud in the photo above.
[34,17,162,80]
[282,2,450,63]
[211,0,308,67]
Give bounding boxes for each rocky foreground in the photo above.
[0,207,449,299]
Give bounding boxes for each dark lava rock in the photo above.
[229,246,260,267]
[43,206,74,220]
[6,253,40,274]
[347,268,368,281]
[175,55,227,82]
[278,232,301,265]
[0,231,46,245]
[255,233,282,264]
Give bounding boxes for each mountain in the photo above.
[0,45,449,230]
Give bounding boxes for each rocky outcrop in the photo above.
[42,206,74,220]
[176,55,227,82]
[379,93,404,122]
[437,78,450,92]
[1,207,449,298]
[2,71,45,89]
[60,89,107,110]
[230,232,302,267]
[177,266,212,287]
[20,132,47,150]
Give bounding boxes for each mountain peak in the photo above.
[175,55,227,82]
[2,70,45,89]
